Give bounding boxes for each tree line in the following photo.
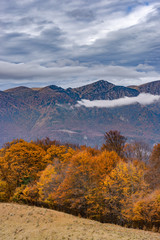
[0,131,159,232]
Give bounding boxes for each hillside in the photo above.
[1,80,160,146]
[0,203,159,240]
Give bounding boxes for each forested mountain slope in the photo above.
[1,80,160,146]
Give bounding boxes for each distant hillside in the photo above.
[134,80,160,95]
[0,203,159,240]
[1,80,160,146]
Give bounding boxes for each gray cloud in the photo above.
[77,93,160,108]
[0,61,160,90]
[67,9,95,22]
[0,0,160,89]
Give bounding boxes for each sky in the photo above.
[0,0,160,90]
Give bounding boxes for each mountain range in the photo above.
[1,80,160,147]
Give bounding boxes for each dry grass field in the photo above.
[0,203,159,240]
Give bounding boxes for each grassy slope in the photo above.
[0,203,159,240]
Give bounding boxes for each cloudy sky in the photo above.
[0,0,160,90]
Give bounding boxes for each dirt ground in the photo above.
[0,203,159,240]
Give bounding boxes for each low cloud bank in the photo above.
[77,93,160,108]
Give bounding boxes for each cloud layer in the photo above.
[77,93,160,108]
[0,0,160,89]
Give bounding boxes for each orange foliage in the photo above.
[48,150,121,217]
[145,144,160,189]
[102,161,148,224]
[131,189,160,229]
[0,141,46,197]
[0,138,159,231]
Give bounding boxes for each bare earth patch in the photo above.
[0,203,159,240]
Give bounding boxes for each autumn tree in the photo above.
[0,140,46,198]
[84,150,121,221]
[0,179,8,201]
[131,189,160,230]
[14,145,76,206]
[37,164,61,203]
[44,145,74,163]
[49,150,95,215]
[102,161,148,224]
[33,137,61,151]
[43,145,75,176]
[102,130,126,157]
[2,139,24,150]
[124,141,151,163]
[12,165,59,205]
[48,149,121,218]
[145,143,160,189]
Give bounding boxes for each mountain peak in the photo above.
[72,80,115,100]
[75,80,115,89]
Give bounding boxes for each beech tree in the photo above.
[124,141,151,163]
[102,130,126,157]
[0,179,8,201]
[49,149,121,217]
[50,150,94,215]
[131,189,160,230]
[103,161,147,224]
[145,143,160,189]
[0,141,46,197]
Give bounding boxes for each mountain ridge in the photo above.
[4,79,160,100]
[1,79,160,147]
